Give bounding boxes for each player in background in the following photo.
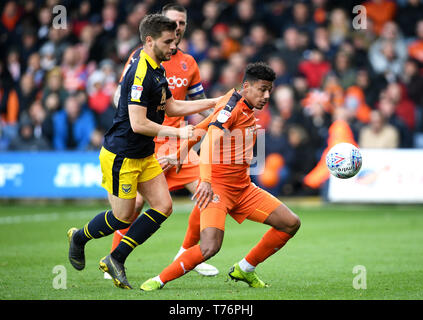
[106,4,219,278]
[67,14,218,289]
[140,62,301,291]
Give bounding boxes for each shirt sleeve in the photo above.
[187,60,204,99]
[127,61,151,107]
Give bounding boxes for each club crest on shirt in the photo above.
[181,61,188,71]
[131,85,143,100]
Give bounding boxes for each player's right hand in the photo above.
[192,181,213,210]
[179,125,194,139]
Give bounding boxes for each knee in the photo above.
[275,213,301,235]
[157,200,173,217]
[287,214,301,235]
[200,242,221,260]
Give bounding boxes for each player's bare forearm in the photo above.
[189,92,214,118]
[165,96,218,117]
[129,104,193,138]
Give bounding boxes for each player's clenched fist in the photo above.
[178,125,195,139]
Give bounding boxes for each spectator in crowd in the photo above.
[276,27,304,76]
[247,23,277,62]
[272,85,305,127]
[395,0,423,38]
[232,0,260,35]
[378,96,413,147]
[8,117,50,151]
[344,85,372,125]
[331,50,357,90]
[255,115,292,196]
[17,72,38,118]
[37,6,52,43]
[20,29,39,71]
[363,0,397,36]
[52,95,95,151]
[0,61,19,149]
[42,67,68,111]
[201,0,222,37]
[86,61,116,131]
[288,1,317,38]
[188,28,210,63]
[210,22,241,60]
[27,100,52,145]
[401,58,423,131]
[384,81,416,132]
[26,52,44,89]
[312,26,337,61]
[86,127,104,151]
[355,68,384,108]
[285,124,316,195]
[267,55,291,87]
[359,109,400,148]
[407,19,423,65]
[368,21,408,80]
[6,48,21,83]
[298,49,331,89]
[61,46,88,93]
[292,71,309,101]
[300,89,332,158]
[114,23,138,62]
[327,8,350,46]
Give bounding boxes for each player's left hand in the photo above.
[158,154,178,173]
[192,181,213,210]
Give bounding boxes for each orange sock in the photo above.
[160,244,204,284]
[245,228,292,267]
[110,227,130,252]
[181,205,201,249]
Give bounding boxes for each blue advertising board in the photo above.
[0,152,107,198]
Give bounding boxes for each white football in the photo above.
[326,142,362,179]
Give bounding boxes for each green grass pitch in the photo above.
[0,199,422,300]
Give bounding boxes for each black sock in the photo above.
[73,210,131,246]
[111,208,168,263]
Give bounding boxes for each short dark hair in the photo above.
[138,14,177,44]
[161,3,187,15]
[243,62,276,83]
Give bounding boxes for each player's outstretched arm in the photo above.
[165,96,219,117]
[158,112,214,173]
[129,104,194,138]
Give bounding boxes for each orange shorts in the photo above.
[200,182,282,231]
[165,162,199,191]
[156,142,200,191]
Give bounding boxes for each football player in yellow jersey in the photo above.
[67,14,218,289]
[106,4,219,279]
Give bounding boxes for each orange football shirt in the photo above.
[200,89,259,188]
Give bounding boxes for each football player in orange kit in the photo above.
[106,4,218,278]
[140,62,301,291]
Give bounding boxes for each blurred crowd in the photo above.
[1,0,423,196]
